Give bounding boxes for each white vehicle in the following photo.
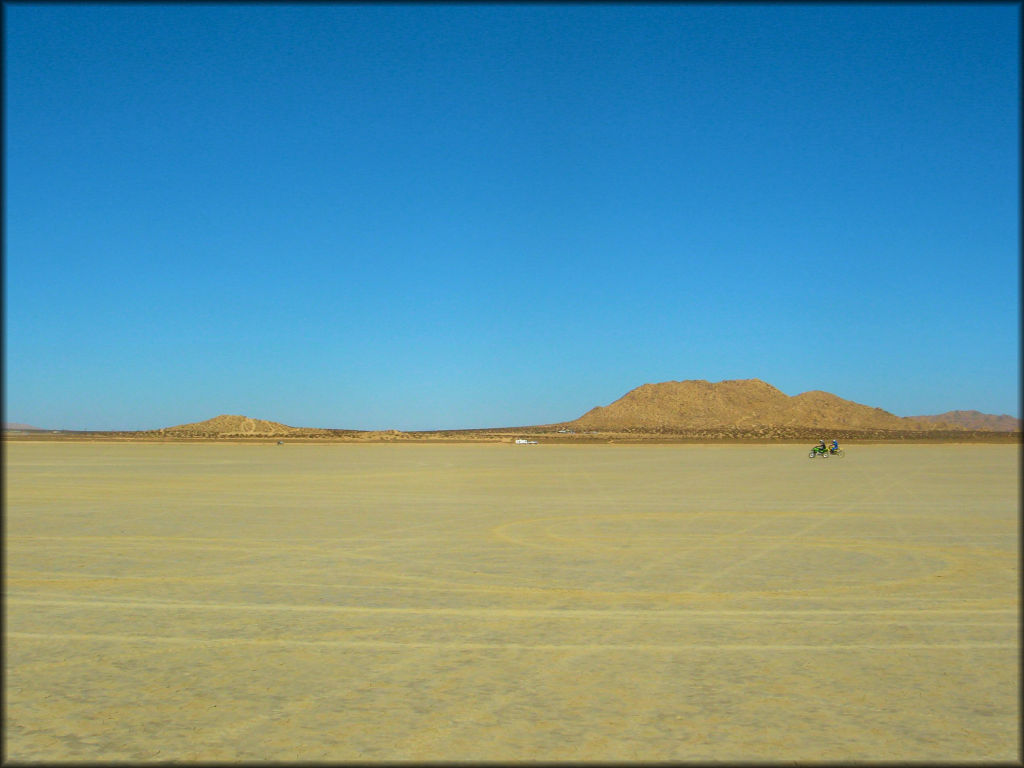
[514,438,539,444]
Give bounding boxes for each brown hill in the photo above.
[569,379,960,432]
[161,414,331,437]
[910,410,1021,432]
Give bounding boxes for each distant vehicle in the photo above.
[514,438,539,445]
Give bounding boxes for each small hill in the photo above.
[910,410,1021,432]
[569,379,959,432]
[3,422,46,431]
[161,414,331,437]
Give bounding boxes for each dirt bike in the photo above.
[808,446,844,458]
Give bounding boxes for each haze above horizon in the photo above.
[5,4,1019,431]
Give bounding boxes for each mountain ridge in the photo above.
[10,382,1017,435]
[3,422,47,431]
[567,379,1019,432]
[909,410,1021,432]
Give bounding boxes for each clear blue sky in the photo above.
[4,3,1019,431]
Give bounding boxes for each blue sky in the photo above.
[4,3,1019,431]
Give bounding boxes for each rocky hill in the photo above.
[158,414,332,438]
[910,410,1021,432]
[568,379,961,432]
[3,422,46,431]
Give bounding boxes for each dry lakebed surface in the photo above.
[4,441,1019,761]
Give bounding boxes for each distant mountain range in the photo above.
[566,379,1021,432]
[3,422,47,432]
[6,381,1021,435]
[907,410,1021,432]
[149,383,1020,435]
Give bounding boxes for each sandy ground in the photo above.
[4,442,1019,762]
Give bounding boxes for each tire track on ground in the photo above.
[7,632,1015,651]
[6,596,1015,619]
[686,466,943,594]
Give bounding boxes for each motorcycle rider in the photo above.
[817,439,827,455]
[831,438,839,453]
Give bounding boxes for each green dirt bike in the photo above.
[808,445,845,458]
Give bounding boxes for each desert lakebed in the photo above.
[4,442,1019,761]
